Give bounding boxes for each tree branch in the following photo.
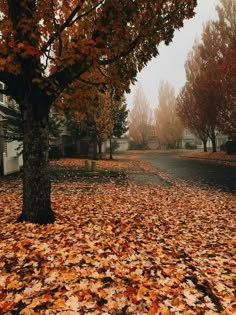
[97,66,109,79]
[49,33,140,98]
[69,0,105,26]
[41,1,86,54]
[98,35,141,65]
[78,78,108,87]
[7,0,20,29]
[49,61,92,98]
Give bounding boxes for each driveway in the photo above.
[139,151,236,194]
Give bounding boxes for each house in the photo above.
[180,128,203,149]
[0,84,23,175]
[128,124,228,152]
[116,137,129,151]
[105,136,129,153]
[180,128,228,150]
[146,125,160,150]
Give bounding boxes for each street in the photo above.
[140,151,236,194]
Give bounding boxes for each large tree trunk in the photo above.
[17,104,55,224]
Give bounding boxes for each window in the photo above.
[185,128,192,136]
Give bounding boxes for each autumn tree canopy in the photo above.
[0,0,197,223]
[177,82,209,152]
[129,85,152,149]
[177,0,236,153]
[214,0,236,137]
[0,0,197,98]
[182,26,223,152]
[177,31,222,152]
[58,82,128,160]
[112,96,129,139]
[155,81,183,148]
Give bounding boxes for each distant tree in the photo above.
[128,85,152,149]
[109,94,129,159]
[215,0,236,50]
[61,86,128,160]
[64,91,113,160]
[218,49,236,138]
[177,27,223,153]
[197,22,226,152]
[214,0,236,138]
[155,81,183,148]
[91,92,115,160]
[177,83,209,152]
[177,0,236,154]
[112,97,129,139]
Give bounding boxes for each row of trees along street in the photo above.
[177,0,236,152]
[0,1,197,223]
[129,82,183,150]
[129,0,236,153]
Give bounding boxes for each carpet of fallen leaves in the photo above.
[0,155,235,315]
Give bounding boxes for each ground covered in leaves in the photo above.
[0,155,235,315]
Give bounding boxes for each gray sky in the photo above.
[125,0,220,110]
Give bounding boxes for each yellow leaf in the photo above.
[53,297,66,309]
[137,286,146,300]
[7,280,19,289]
[20,308,37,315]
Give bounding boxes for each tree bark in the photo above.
[208,127,217,153]
[92,137,97,160]
[203,141,207,152]
[98,140,102,160]
[109,136,113,160]
[210,132,217,152]
[17,104,55,224]
[211,138,217,152]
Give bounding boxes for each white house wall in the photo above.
[106,138,129,151]
[2,142,22,175]
[6,141,19,157]
[3,154,20,175]
[116,139,129,151]
[0,83,23,175]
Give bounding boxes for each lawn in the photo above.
[0,156,235,314]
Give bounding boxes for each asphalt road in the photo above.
[140,151,236,194]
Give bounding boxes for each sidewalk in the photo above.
[182,150,236,165]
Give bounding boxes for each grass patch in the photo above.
[49,165,127,182]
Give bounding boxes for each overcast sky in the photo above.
[125,0,220,110]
